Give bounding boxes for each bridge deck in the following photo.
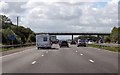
[36,32,110,35]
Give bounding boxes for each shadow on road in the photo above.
[60,47,71,48]
[39,47,59,50]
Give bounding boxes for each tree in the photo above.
[0,15,13,29]
[118,27,120,44]
[27,33,36,43]
[110,27,118,43]
[104,36,111,43]
[1,15,35,45]
[76,35,98,42]
[2,28,16,45]
[10,25,35,44]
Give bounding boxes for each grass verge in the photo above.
[0,47,22,52]
[88,44,120,52]
[0,44,35,52]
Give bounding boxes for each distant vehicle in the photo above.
[59,40,69,48]
[87,40,95,44]
[70,40,76,45]
[58,40,62,45]
[36,34,52,49]
[77,39,86,47]
[50,35,57,44]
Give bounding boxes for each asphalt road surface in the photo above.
[1,44,118,73]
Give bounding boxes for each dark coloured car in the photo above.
[59,40,69,48]
[70,40,76,45]
[77,39,86,47]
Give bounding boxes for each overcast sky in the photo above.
[0,0,119,39]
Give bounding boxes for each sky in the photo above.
[0,0,119,39]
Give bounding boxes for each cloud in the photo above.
[0,1,9,10]
[1,0,112,2]
[0,0,119,34]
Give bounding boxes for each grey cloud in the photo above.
[1,1,118,33]
[2,2,26,14]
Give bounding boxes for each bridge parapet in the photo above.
[36,32,110,35]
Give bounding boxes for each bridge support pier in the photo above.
[100,35,104,43]
[97,35,100,43]
[97,35,105,43]
[72,35,74,40]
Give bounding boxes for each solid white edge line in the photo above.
[0,48,34,58]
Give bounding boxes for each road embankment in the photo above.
[1,46,35,56]
[88,44,120,52]
[0,43,36,56]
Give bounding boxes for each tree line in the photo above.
[105,27,120,44]
[0,15,36,45]
[75,27,120,44]
[0,15,119,45]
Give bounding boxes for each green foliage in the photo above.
[75,35,98,41]
[27,33,36,43]
[104,36,111,43]
[2,28,15,44]
[75,27,119,44]
[0,15,13,29]
[88,44,119,52]
[110,27,119,43]
[118,27,120,44]
[1,15,35,45]
[10,25,34,44]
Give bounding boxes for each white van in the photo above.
[36,34,52,49]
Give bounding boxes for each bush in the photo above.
[27,33,36,43]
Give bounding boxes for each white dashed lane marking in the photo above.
[80,54,83,56]
[89,59,94,63]
[41,55,44,56]
[32,61,36,65]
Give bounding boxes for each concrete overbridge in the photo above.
[36,32,110,35]
[36,32,110,42]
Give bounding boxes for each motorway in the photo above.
[1,44,118,73]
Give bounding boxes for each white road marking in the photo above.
[41,54,44,56]
[80,54,83,56]
[0,48,34,58]
[89,59,94,63]
[32,61,36,65]
[76,51,78,52]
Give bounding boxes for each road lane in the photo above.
[2,44,118,73]
[20,47,103,73]
[2,47,46,73]
[70,45,118,73]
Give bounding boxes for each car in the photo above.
[87,40,95,44]
[77,39,86,47]
[59,40,69,48]
[70,40,76,45]
[58,40,62,45]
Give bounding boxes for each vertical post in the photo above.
[17,16,19,27]
[12,40,13,45]
[72,35,74,40]
[97,35,100,43]
[101,35,104,43]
